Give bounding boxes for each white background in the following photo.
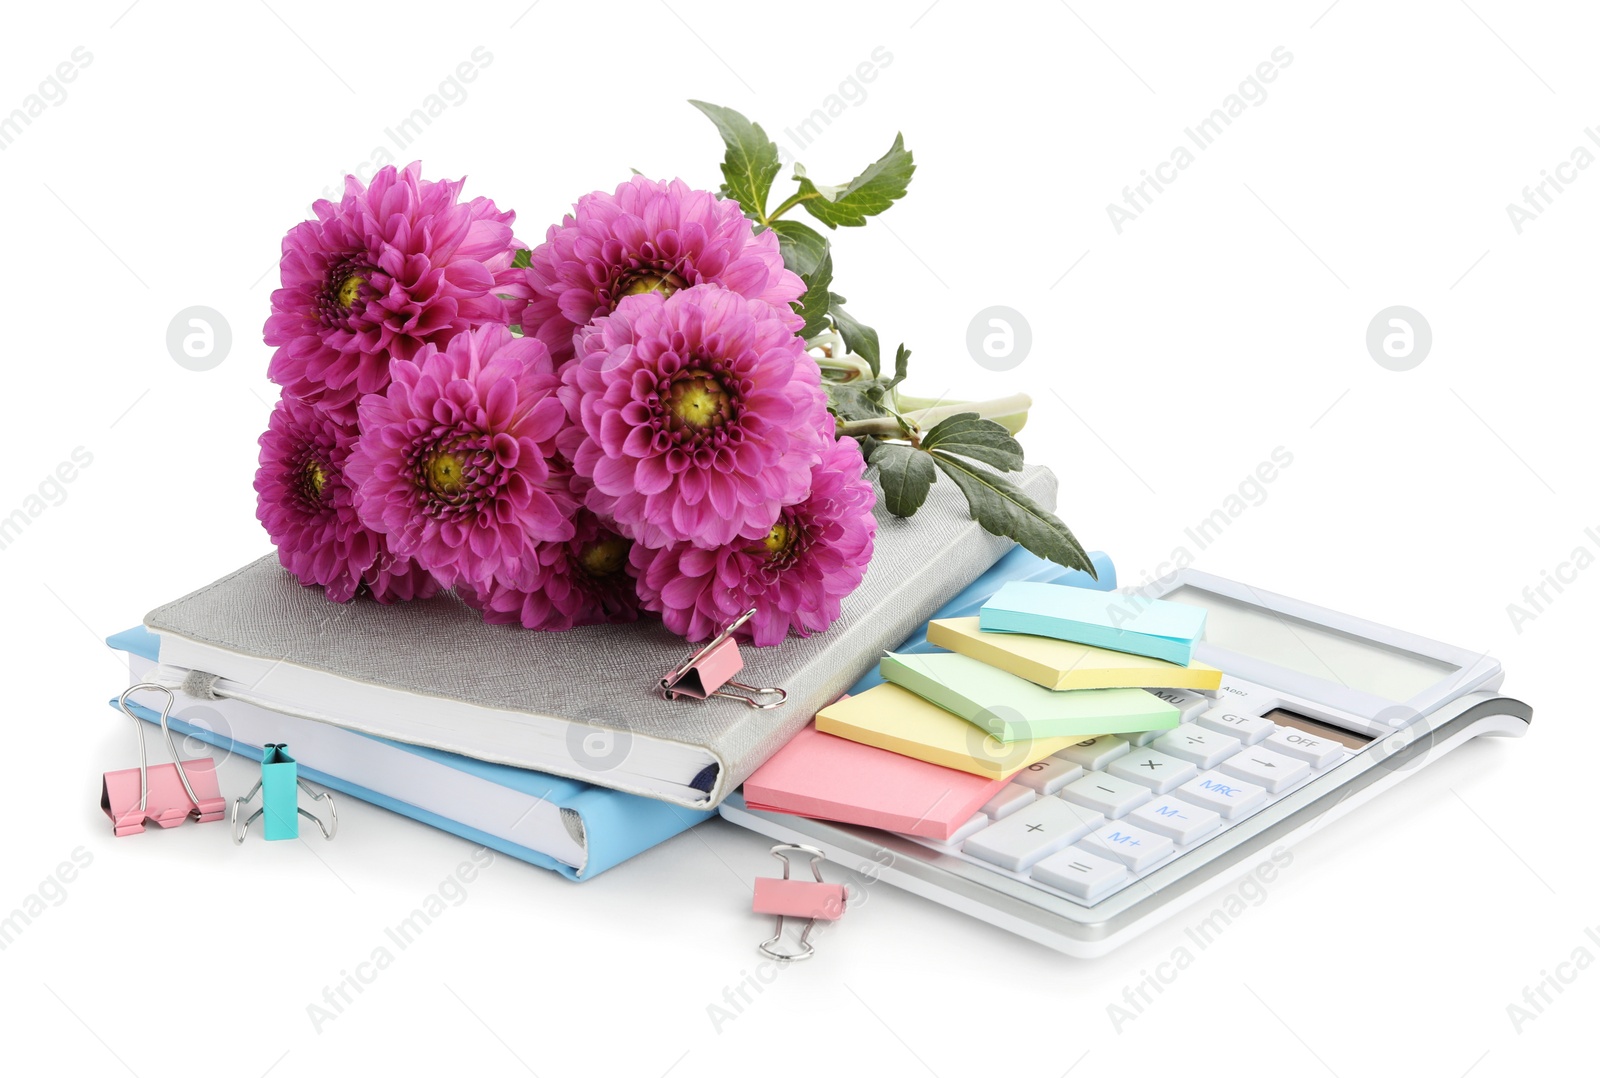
[1,1,1592,1075]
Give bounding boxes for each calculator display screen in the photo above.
[1165,586,1459,702]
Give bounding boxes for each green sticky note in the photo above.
[880,651,1180,742]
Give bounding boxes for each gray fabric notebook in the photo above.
[143,465,1058,808]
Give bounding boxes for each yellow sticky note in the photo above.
[927,617,1224,692]
[816,683,1090,780]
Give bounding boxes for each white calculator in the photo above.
[719,569,1531,957]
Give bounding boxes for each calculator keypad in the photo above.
[894,678,1366,906]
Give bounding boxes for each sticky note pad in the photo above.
[927,617,1223,692]
[742,724,1008,840]
[979,581,1206,666]
[815,682,1086,779]
[880,651,1179,742]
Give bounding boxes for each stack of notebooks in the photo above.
[742,581,1214,840]
[107,465,1092,879]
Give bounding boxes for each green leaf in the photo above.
[871,443,936,517]
[888,344,910,391]
[930,453,1095,576]
[825,379,892,425]
[795,250,833,340]
[768,219,829,278]
[795,134,915,229]
[827,295,881,377]
[689,100,782,221]
[511,248,532,269]
[921,413,1024,472]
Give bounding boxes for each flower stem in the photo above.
[894,391,1033,436]
[837,416,909,440]
[816,353,875,383]
[767,190,818,223]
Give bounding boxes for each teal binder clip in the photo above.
[232,744,337,843]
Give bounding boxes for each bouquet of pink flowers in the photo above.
[255,103,1088,646]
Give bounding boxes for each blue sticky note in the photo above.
[978,581,1206,665]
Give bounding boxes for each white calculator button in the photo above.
[1147,688,1210,722]
[963,798,1104,872]
[1197,708,1276,745]
[1262,728,1348,769]
[1130,797,1223,844]
[1055,735,1131,771]
[979,784,1036,819]
[1152,727,1243,769]
[1033,847,1128,901]
[1061,772,1152,819]
[1010,756,1084,795]
[1174,771,1268,819]
[1078,822,1175,871]
[1218,748,1310,794]
[1128,728,1168,747]
[1106,748,1199,794]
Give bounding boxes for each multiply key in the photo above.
[1106,748,1197,794]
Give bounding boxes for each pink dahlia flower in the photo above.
[255,393,437,604]
[559,286,828,549]
[347,324,575,588]
[510,175,804,364]
[632,433,877,646]
[456,510,641,631]
[266,162,520,422]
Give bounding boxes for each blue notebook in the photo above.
[108,547,1116,880]
[108,626,711,880]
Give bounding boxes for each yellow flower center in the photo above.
[762,521,792,557]
[305,461,328,499]
[337,274,365,308]
[425,451,466,495]
[616,269,682,299]
[578,536,630,577]
[665,370,730,430]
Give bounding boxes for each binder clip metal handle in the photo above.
[101,684,225,837]
[232,744,337,844]
[753,843,847,962]
[660,608,786,709]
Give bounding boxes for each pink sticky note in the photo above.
[743,724,1008,840]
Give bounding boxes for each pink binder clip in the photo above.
[752,844,848,961]
[102,684,225,837]
[659,608,786,709]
